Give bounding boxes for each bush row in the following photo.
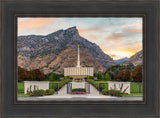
[72,88,86,92]
[85,79,108,91]
[28,89,55,96]
[102,89,122,97]
[50,79,72,91]
[86,79,122,97]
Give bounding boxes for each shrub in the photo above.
[45,89,55,95]
[102,89,122,97]
[48,73,60,81]
[50,79,72,91]
[102,89,109,95]
[31,89,45,96]
[102,73,111,81]
[72,88,86,92]
[99,83,106,91]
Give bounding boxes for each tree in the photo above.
[132,65,142,82]
[116,69,131,81]
[102,73,111,81]
[18,67,45,81]
[18,66,28,82]
[96,72,103,80]
[32,69,45,81]
[105,73,111,81]
[123,70,131,81]
[116,70,125,81]
[49,73,60,81]
[106,64,135,80]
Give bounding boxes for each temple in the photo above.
[64,45,94,81]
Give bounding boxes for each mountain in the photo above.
[114,57,128,65]
[18,26,115,74]
[124,50,142,65]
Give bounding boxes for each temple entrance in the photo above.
[73,78,85,82]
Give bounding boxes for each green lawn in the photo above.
[122,93,143,97]
[18,93,30,97]
[49,81,61,89]
[130,83,143,93]
[18,82,27,97]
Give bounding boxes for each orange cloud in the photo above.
[86,35,98,40]
[105,36,121,42]
[125,29,142,33]
[129,23,142,29]
[79,28,104,36]
[102,43,142,59]
[104,34,123,43]
[18,18,54,30]
[117,45,142,56]
[110,54,118,58]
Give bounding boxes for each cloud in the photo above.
[103,43,142,59]
[17,17,142,59]
[128,23,142,29]
[110,54,118,58]
[18,18,55,30]
[79,27,105,34]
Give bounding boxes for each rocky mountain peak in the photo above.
[18,26,115,74]
[64,26,79,38]
[124,50,142,65]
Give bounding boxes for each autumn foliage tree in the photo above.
[132,65,142,82]
[18,66,28,82]
[18,66,45,82]
[32,69,45,81]
[116,69,131,81]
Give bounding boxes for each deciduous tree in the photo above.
[132,65,142,82]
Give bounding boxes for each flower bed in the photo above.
[71,88,87,95]
[71,91,87,95]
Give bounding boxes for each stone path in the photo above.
[57,82,100,96]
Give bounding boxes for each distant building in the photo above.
[64,45,93,81]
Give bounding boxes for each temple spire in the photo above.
[77,44,81,67]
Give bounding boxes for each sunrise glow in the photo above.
[18,17,142,59]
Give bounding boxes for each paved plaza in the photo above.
[18,81,143,101]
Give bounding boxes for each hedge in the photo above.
[72,88,86,92]
[49,79,72,91]
[45,89,55,95]
[85,79,108,91]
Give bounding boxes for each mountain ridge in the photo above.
[124,50,142,65]
[114,57,128,65]
[18,26,115,74]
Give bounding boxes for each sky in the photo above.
[18,17,142,60]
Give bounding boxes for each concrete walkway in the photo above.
[18,96,143,101]
[57,82,100,96]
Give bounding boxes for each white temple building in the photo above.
[64,45,94,81]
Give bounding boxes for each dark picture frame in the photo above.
[1,0,160,117]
